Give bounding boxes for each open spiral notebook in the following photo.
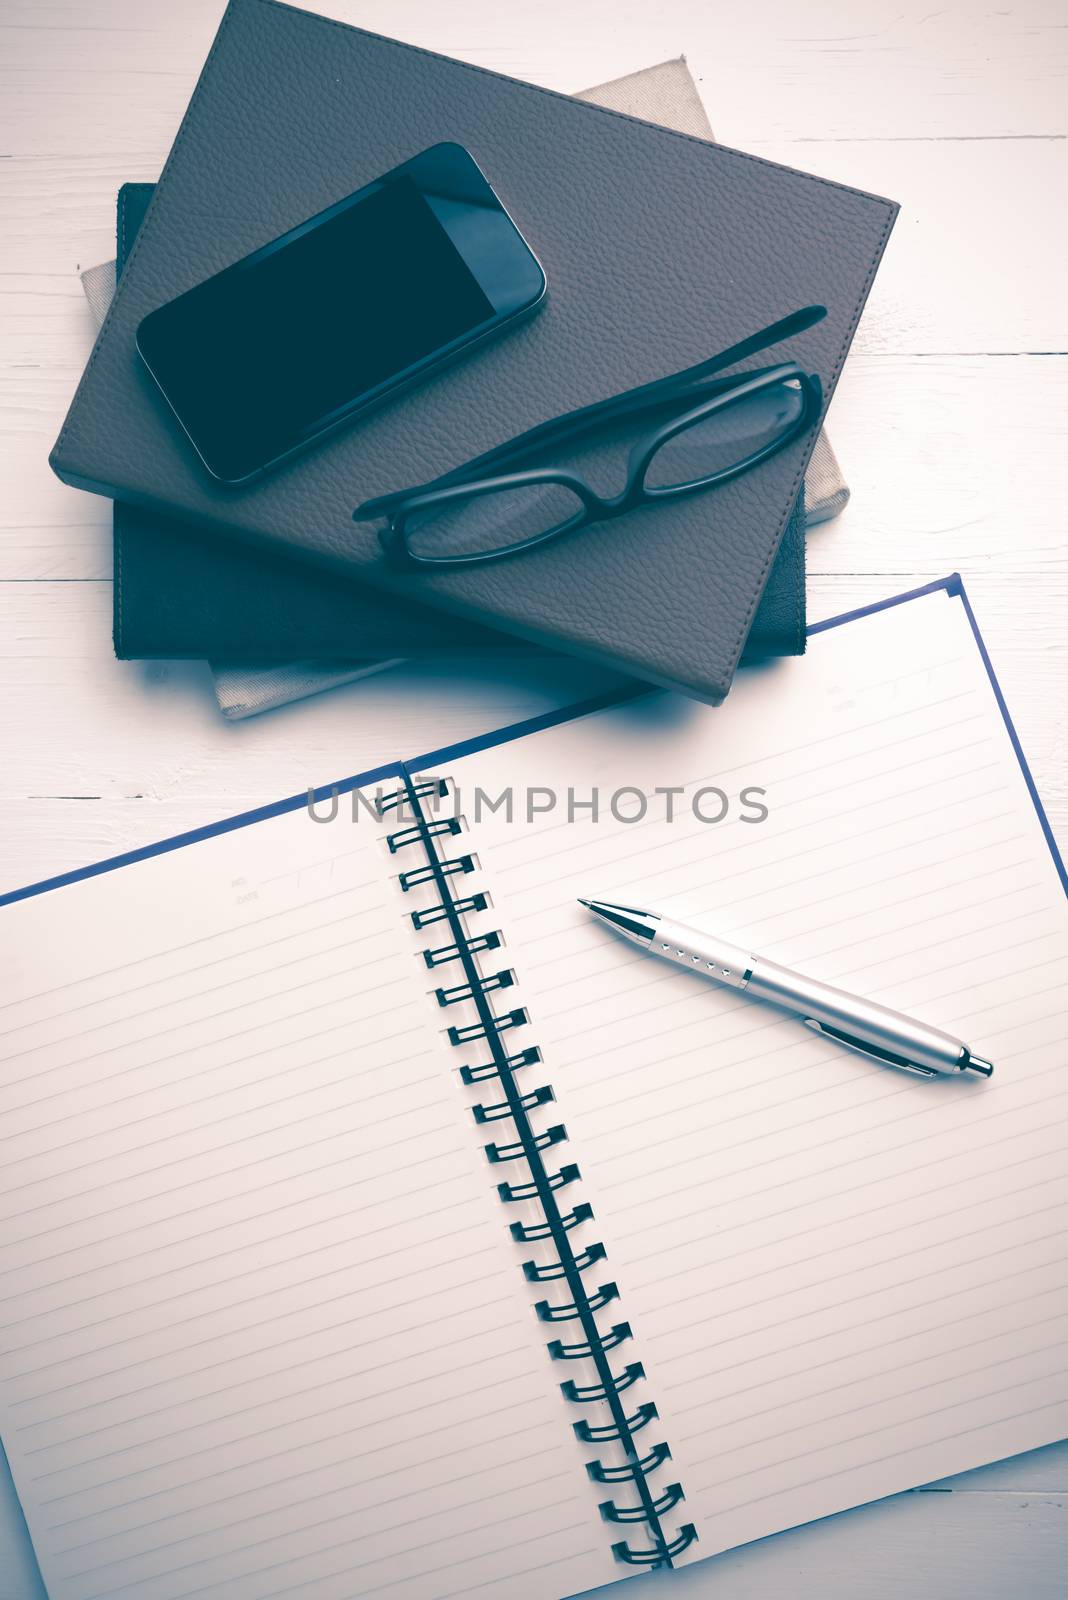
[0,578,1065,1600]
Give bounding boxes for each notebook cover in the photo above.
[112,55,809,665]
[53,0,896,701]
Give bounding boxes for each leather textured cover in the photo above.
[113,181,804,664]
[110,87,808,665]
[53,0,897,700]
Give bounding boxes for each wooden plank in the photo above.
[574,1488,1068,1599]
[3,139,1066,353]
[5,352,1067,557]
[0,568,1064,891]
[923,1436,1068,1493]
[1,5,1067,1598]
[749,139,1068,354]
[2,1,1066,148]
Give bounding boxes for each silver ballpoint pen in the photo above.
[579,899,994,1079]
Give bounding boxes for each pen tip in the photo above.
[577,898,593,910]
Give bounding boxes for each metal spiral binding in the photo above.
[378,767,698,1571]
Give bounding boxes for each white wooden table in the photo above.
[1,3,1066,1595]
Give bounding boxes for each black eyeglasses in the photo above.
[353,305,826,569]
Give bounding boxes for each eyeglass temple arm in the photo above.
[354,304,826,519]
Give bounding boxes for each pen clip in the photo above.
[803,1018,937,1078]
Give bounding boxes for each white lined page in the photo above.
[454,588,1068,1557]
[0,805,617,1600]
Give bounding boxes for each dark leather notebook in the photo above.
[114,183,805,663]
[54,0,896,700]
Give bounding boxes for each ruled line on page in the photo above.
[532,879,1051,1085]
[598,1065,1066,1214]
[0,803,608,1600]
[0,1043,436,1213]
[501,752,1013,943]
[532,848,1039,1034]
[4,1136,476,1291]
[518,797,1021,975]
[560,963,1064,1150]
[629,1214,1068,1360]
[21,1321,529,1466]
[34,1362,539,1502]
[2,997,427,1131]
[625,1114,1064,1272]
[0,1034,443,1223]
[484,678,980,864]
[15,1273,510,1423]
[241,1519,592,1600]
[654,1231,1068,1386]
[0,949,407,1089]
[668,1292,1067,1436]
[0,1105,461,1305]
[447,587,1068,1563]
[0,930,393,1084]
[3,1113,467,1253]
[51,1408,562,1555]
[1,1175,477,1332]
[559,943,1062,1120]
[0,902,373,1044]
[0,1020,434,1156]
[429,1543,601,1600]
[627,1177,1067,1320]
[45,1386,554,1538]
[0,880,375,1019]
[691,1380,1068,1502]
[4,1226,502,1364]
[702,1395,1068,1525]
[500,736,1002,917]
[0,1035,438,1189]
[64,1458,575,1594]
[627,1140,1067,1295]
[530,903,1058,1101]
[664,1262,1066,1404]
[511,777,1023,934]
[18,1296,515,1446]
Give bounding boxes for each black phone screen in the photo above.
[136,148,541,483]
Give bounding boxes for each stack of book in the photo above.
[55,0,896,713]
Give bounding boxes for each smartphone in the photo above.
[135,143,546,485]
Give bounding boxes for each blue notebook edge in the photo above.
[2,574,1064,908]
